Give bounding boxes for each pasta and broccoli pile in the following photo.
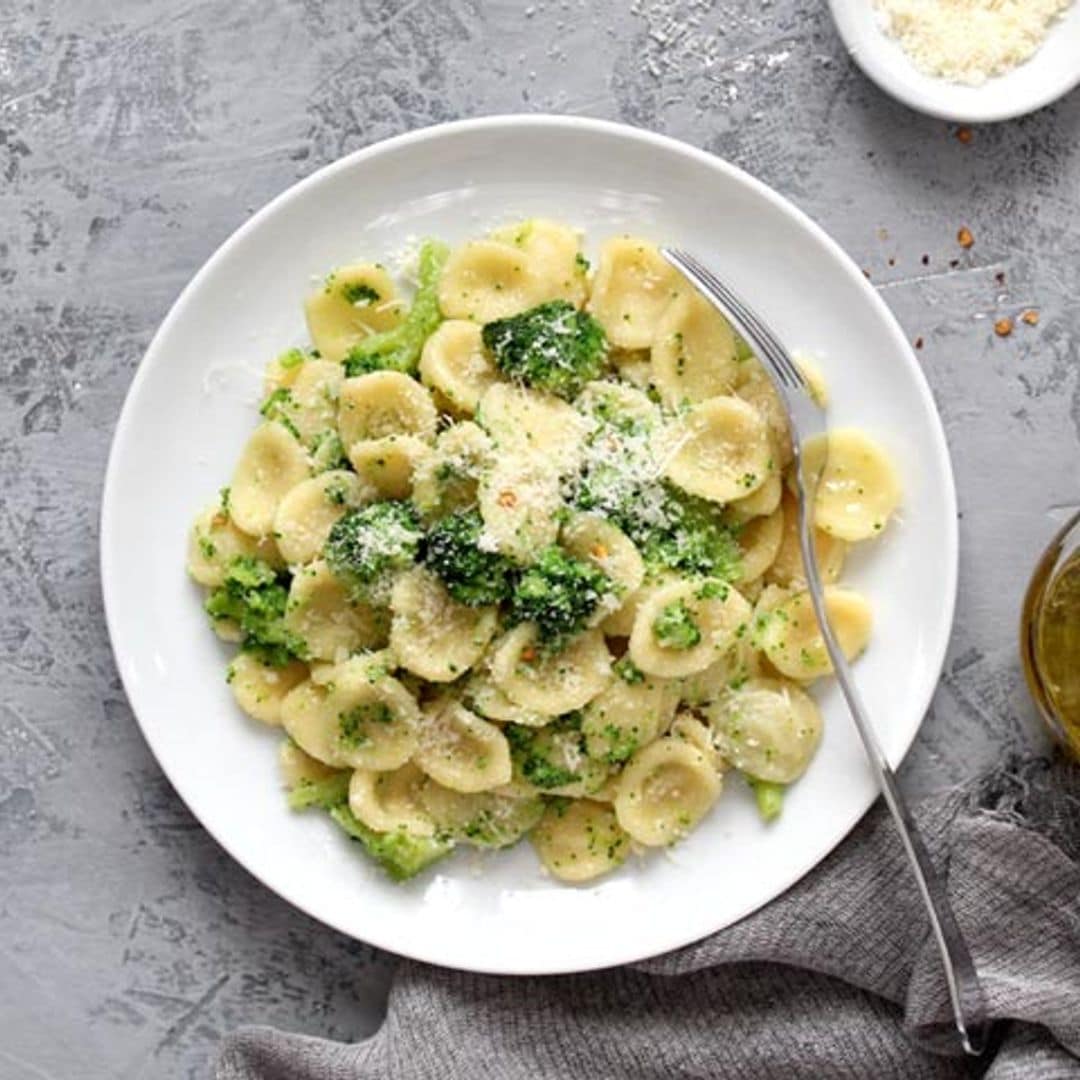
[187,221,901,884]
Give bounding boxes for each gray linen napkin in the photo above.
[216,758,1080,1079]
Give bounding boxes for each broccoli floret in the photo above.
[341,281,380,305]
[747,776,785,822]
[323,502,422,600]
[482,300,607,399]
[637,489,742,580]
[205,556,305,666]
[613,655,645,684]
[259,387,301,440]
[343,240,448,376]
[286,771,351,810]
[286,773,451,880]
[328,805,453,880]
[505,714,592,790]
[423,508,515,606]
[509,545,612,647]
[277,347,306,371]
[652,599,701,650]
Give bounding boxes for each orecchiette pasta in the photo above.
[802,429,901,542]
[706,678,823,784]
[230,421,310,537]
[187,503,283,587]
[280,662,419,770]
[338,371,437,450]
[192,221,900,884]
[629,578,752,679]
[438,240,541,322]
[660,396,772,505]
[531,799,630,882]
[614,736,722,847]
[389,567,498,683]
[759,586,872,681]
[349,763,435,837]
[284,560,388,661]
[588,236,681,349]
[651,291,738,406]
[490,625,612,715]
[227,652,308,726]
[274,470,372,566]
[418,320,500,416]
[305,264,403,363]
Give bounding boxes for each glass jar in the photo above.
[1020,509,1080,760]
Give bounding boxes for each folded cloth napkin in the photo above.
[217,757,1080,1079]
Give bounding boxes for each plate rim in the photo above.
[828,0,1080,123]
[100,113,958,974]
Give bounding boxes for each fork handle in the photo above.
[794,494,989,1056]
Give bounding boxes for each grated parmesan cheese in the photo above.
[874,0,1072,85]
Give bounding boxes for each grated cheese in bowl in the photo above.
[874,0,1073,85]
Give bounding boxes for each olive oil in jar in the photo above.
[1021,513,1080,759]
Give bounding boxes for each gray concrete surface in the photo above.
[1,0,1077,1076]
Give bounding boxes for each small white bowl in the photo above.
[829,0,1080,123]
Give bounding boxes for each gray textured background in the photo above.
[1,1,1077,1077]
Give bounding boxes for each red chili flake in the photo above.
[1021,310,1039,326]
[994,317,1013,338]
[956,126,973,144]
[957,226,974,249]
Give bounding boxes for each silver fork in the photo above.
[662,248,989,1058]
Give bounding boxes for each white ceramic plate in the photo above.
[829,0,1080,122]
[101,116,957,975]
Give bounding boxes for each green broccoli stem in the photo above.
[328,804,453,881]
[343,240,449,376]
[286,771,350,810]
[747,777,785,822]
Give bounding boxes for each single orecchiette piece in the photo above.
[411,421,493,521]
[581,669,678,764]
[418,320,500,416]
[278,739,343,790]
[614,735,722,847]
[588,236,681,349]
[766,491,847,589]
[531,799,630,883]
[477,383,586,476]
[389,567,498,683]
[464,667,552,728]
[280,662,419,770]
[281,360,344,447]
[759,586,872,681]
[348,434,431,501]
[413,698,513,793]
[726,467,782,523]
[348,762,436,837]
[438,240,541,322]
[660,396,771,504]
[706,677,823,784]
[227,653,308,726]
[491,219,588,308]
[560,513,644,624]
[629,578,753,679]
[304,264,403,363]
[284,560,388,662]
[337,371,438,451]
[735,362,794,468]
[651,291,738,406]
[187,504,283,587]
[478,455,563,563]
[734,503,785,585]
[490,624,612,715]
[229,421,310,537]
[417,778,544,848]
[575,378,660,431]
[802,429,901,542]
[273,470,373,566]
